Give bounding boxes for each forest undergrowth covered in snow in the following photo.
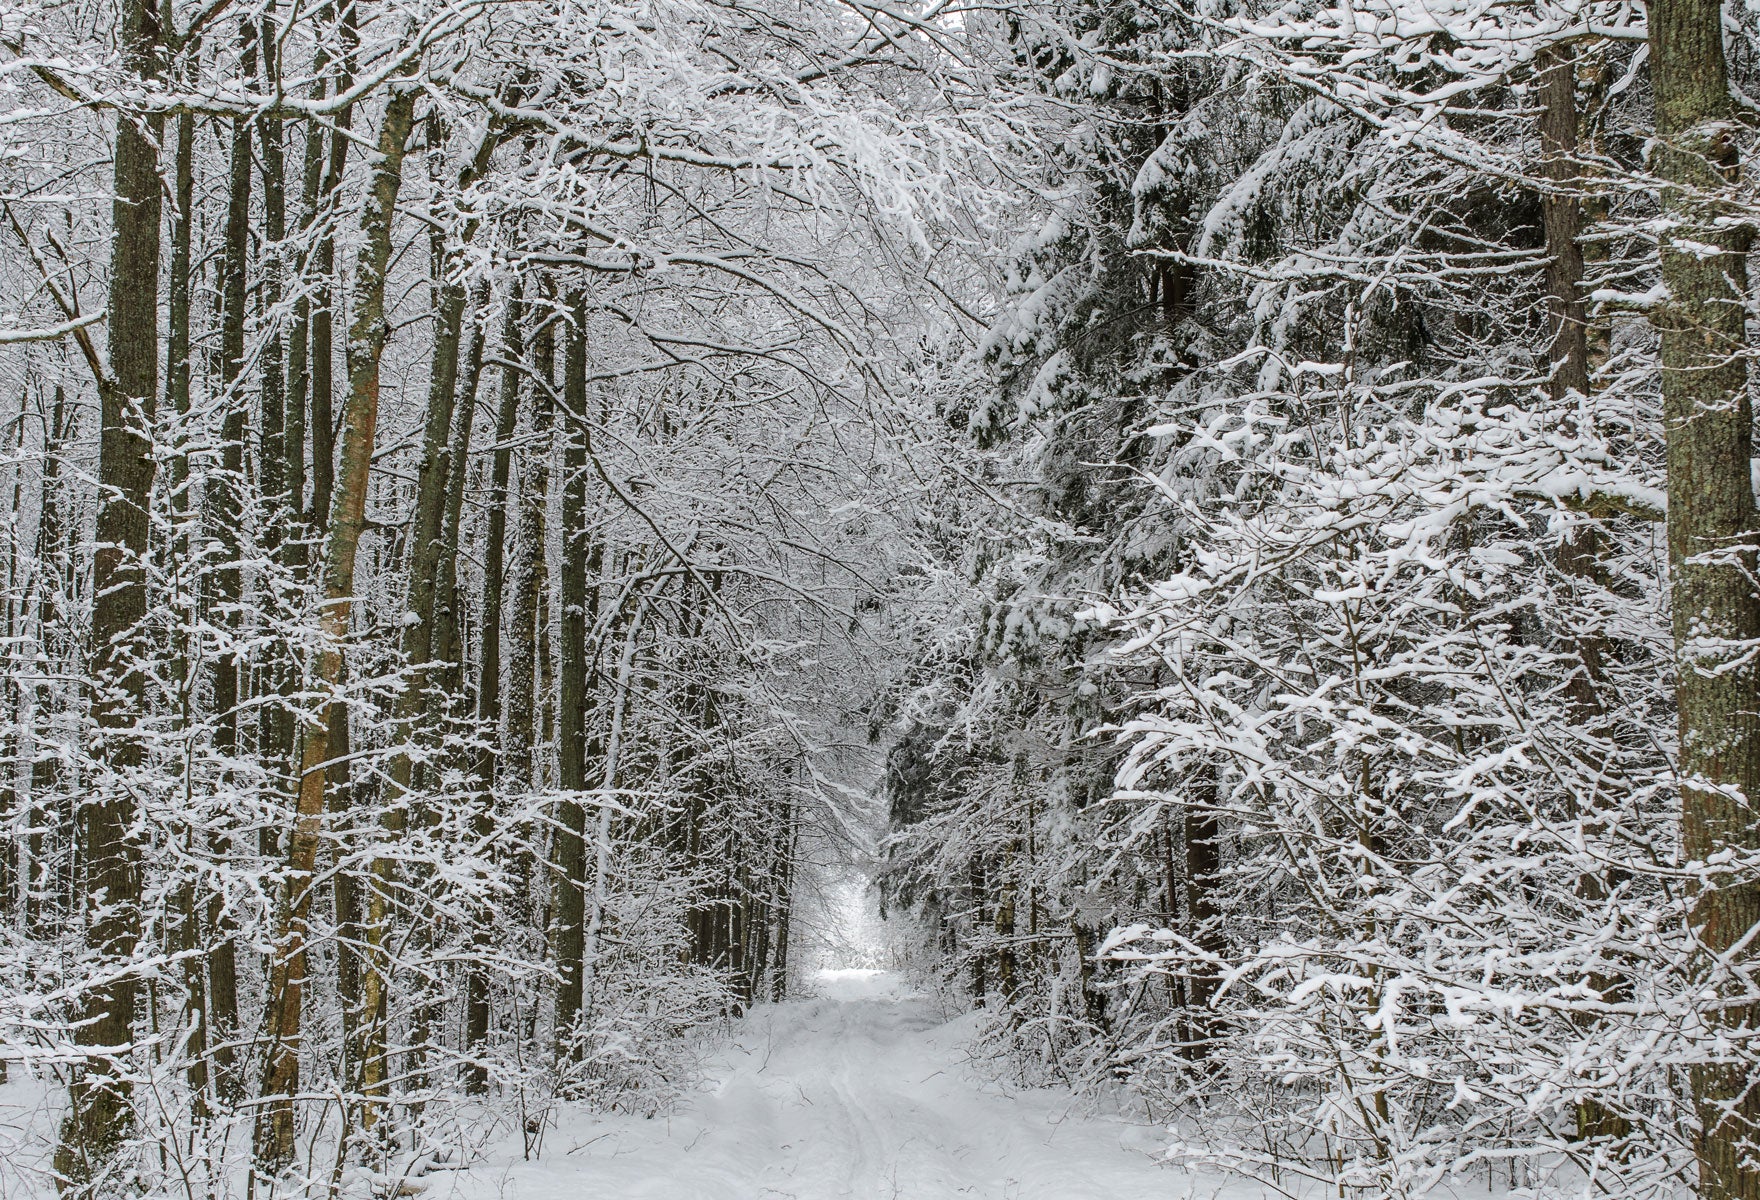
[3,0,1760,1194]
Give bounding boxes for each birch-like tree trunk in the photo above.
[255,81,419,1180]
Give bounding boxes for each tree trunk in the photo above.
[1182,794,1222,1055]
[505,296,553,841]
[552,292,592,1060]
[432,283,491,706]
[504,303,551,1055]
[580,593,647,1032]
[167,111,193,491]
[383,123,501,788]
[309,3,358,535]
[287,69,326,554]
[1535,46,1632,1147]
[769,797,795,1001]
[1538,48,1590,409]
[212,24,255,766]
[327,689,363,1097]
[57,0,160,1182]
[164,104,218,1112]
[396,261,467,704]
[1648,1,1760,1194]
[258,15,296,774]
[258,21,287,543]
[254,81,419,1180]
[463,286,524,1091]
[370,176,492,1124]
[23,389,70,942]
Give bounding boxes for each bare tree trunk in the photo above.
[1538,50,1590,409]
[286,69,326,556]
[394,250,468,717]
[21,390,69,942]
[258,18,287,547]
[503,297,551,1057]
[370,131,499,1125]
[258,13,297,777]
[1648,1,1760,1194]
[1181,787,1222,1055]
[432,283,491,705]
[167,111,194,491]
[163,103,216,1114]
[327,689,363,1096]
[504,419,547,789]
[462,286,524,1091]
[505,295,553,815]
[580,596,649,1027]
[310,3,358,535]
[56,0,160,1181]
[475,287,523,786]
[769,795,795,1002]
[212,23,255,766]
[254,82,419,1181]
[1534,46,1632,1147]
[552,292,592,1061]
[203,32,262,1107]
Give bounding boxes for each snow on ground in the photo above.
[442,969,1198,1200]
[0,1066,55,1198]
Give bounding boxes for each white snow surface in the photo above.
[449,969,1192,1200]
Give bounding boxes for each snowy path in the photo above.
[450,970,1188,1200]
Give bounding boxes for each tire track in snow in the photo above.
[446,970,1198,1200]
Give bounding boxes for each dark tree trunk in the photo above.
[56,0,160,1180]
[432,285,490,706]
[328,690,363,1098]
[1648,0,1760,1194]
[166,111,194,487]
[24,389,70,941]
[257,17,297,775]
[309,3,358,535]
[552,292,592,1058]
[1535,46,1631,1146]
[257,23,287,540]
[212,25,255,766]
[1182,797,1222,1054]
[1538,49,1590,409]
[462,286,524,1092]
[286,70,326,553]
[164,108,212,1110]
[506,299,553,802]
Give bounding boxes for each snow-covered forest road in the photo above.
[451,970,1181,1200]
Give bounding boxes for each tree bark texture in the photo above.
[1648,0,1760,1193]
[56,0,160,1180]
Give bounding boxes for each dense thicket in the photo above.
[878,2,1760,1199]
